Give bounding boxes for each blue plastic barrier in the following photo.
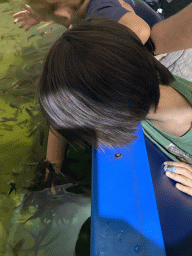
[91,124,166,255]
[144,135,192,256]
[91,123,192,256]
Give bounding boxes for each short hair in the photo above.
[38,16,175,148]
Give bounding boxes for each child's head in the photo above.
[26,0,89,26]
[38,17,175,148]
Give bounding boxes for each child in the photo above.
[38,17,192,195]
[13,0,192,196]
[13,0,192,57]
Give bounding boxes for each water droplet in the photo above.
[134,246,140,253]
[117,233,123,242]
[106,221,111,227]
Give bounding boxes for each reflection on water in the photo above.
[0,1,91,255]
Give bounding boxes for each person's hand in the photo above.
[164,161,192,196]
[13,4,43,31]
[44,165,61,196]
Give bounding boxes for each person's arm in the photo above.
[117,1,150,45]
[44,127,68,195]
[118,11,150,45]
[45,126,68,175]
[13,4,61,32]
[151,3,192,55]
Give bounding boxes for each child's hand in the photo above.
[164,161,192,196]
[13,4,43,31]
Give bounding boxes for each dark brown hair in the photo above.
[38,16,175,148]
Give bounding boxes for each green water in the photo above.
[0,1,91,255]
[0,0,66,191]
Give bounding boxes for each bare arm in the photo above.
[118,12,150,45]
[118,1,150,45]
[45,126,68,175]
[43,127,68,195]
[151,3,192,55]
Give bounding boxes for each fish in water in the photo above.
[9,104,21,110]
[26,162,39,166]
[29,106,39,111]
[0,125,13,131]
[40,31,45,37]
[27,123,40,138]
[16,119,28,128]
[0,117,17,122]
[25,108,34,118]
[14,109,21,119]
[9,238,25,256]
[8,182,16,195]
[39,126,45,146]
[27,34,36,41]
[8,64,16,70]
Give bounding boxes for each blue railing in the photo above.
[91,123,166,256]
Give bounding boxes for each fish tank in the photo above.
[0,0,92,255]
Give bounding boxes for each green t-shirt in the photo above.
[141,75,192,165]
